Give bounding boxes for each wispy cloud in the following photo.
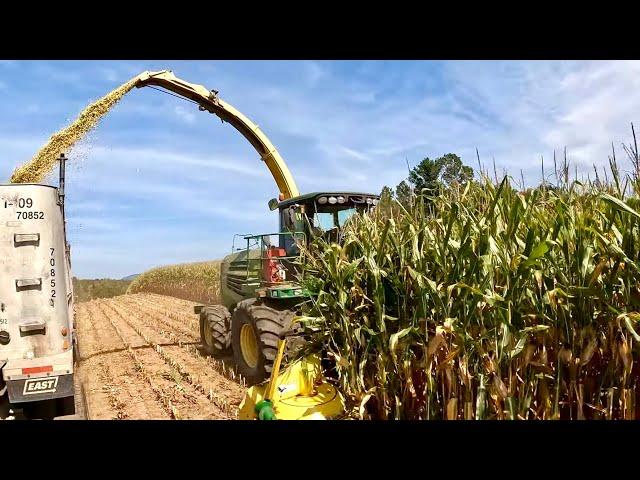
[339,146,370,162]
[82,144,270,178]
[303,61,327,87]
[174,105,196,124]
[98,67,120,83]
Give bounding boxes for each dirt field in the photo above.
[75,293,246,420]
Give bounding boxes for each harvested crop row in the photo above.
[76,303,126,419]
[93,301,181,419]
[74,302,127,358]
[118,295,243,383]
[74,303,103,360]
[98,362,130,420]
[138,291,203,311]
[102,299,240,417]
[125,293,200,333]
[109,297,246,389]
[77,302,171,419]
[108,302,240,417]
[119,296,199,340]
[111,298,197,345]
[95,299,227,419]
[96,294,242,386]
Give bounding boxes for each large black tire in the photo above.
[200,305,232,356]
[23,396,76,419]
[231,299,295,385]
[22,399,59,420]
[0,392,10,419]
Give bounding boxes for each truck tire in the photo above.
[231,299,295,385]
[22,399,57,420]
[200,305,232,356]
[0,392,9,419]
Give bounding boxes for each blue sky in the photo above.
[1,60,639,278]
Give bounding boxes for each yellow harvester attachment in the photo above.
[239,336,345,420]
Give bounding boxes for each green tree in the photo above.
[380,185,394,200]
[408,157,443,197]
[439,153,474,186]
[399,153,474,200]
[395,180,413,206]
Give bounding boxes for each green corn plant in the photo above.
[300,153,640,420]
[128,261,221,305]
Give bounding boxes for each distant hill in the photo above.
[121,274,139,281]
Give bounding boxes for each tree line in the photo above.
[381,153,474,204]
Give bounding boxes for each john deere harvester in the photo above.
[135,71,379,419]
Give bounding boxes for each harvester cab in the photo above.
[274,192,380,249]
[251,192,380,302]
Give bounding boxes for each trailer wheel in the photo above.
[200,306,231,356]
[231,299,295,385]
[0,392,10,419]
[22,399,57,420]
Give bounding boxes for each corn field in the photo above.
[301,150,640,420]
[127,261,221,305]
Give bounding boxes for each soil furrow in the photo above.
[75,293,248,419]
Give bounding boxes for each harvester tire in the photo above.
[200,305,232,356]
[231,299,295,386]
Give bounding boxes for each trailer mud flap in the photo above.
[6,374,74,403]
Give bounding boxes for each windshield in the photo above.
[338,208,357,227]
[314,212,335,231]
[312,207,357,232]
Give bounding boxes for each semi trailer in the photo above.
[0,155,76,419]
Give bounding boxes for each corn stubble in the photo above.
[9,78,138,184]
[103,300,238,417]
[302,154,640,420]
